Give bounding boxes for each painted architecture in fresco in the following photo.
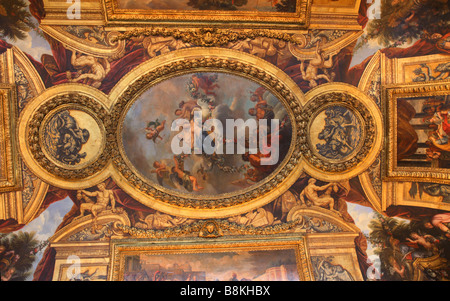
[122,249,300,281]
[397,95,450,168]
[0,0,449,283]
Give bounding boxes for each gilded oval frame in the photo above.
[111,56,303,210]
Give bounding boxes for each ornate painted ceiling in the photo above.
[0,0,449,283]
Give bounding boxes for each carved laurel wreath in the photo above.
[110,57,304,209]
[28,94,113,179]
[301,92,376,172]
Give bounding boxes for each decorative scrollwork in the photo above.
[112,218,305,239]
[112,27,307,47]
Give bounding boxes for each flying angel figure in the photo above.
[145,119,166,142]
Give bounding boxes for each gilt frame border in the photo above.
[384,81,450,184]
[0,84,22,192]
[109,235,313,281]
[102,0,312,30]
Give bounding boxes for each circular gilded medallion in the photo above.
[120,72,293,198]
[41,107,104,169]
[309,105,363,162]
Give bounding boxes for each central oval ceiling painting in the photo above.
[122,72,293,197]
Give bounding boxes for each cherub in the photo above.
[406,232,439,254]
[152,160,168,177]
[145,119,166,142]
[249,87,267,105]
[299,42,335,88]
[174,100,200,119]
[171,155,204,192]
[247,87,271,120]
[248,103,274,121]
[427,112,449,145]
[188,74,219,98]
[152,160,182,189]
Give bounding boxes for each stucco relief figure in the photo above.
[299,42,335,88]
[75,183,119,228]
[143,36,188,58]
[299,179,341,215]
[140,211,192,230]
[230,37,287,59]
[68,51,110,88]
[199,221,223,238]
[228,207,278,227]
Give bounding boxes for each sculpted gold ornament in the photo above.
[112,218,305,239]
[303,91,376,172]
[0,84,22,192]
[112,27,309,48]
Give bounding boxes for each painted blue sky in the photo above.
[3,6,52,62]
[20,197,73,280]
[350,0,418,67]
